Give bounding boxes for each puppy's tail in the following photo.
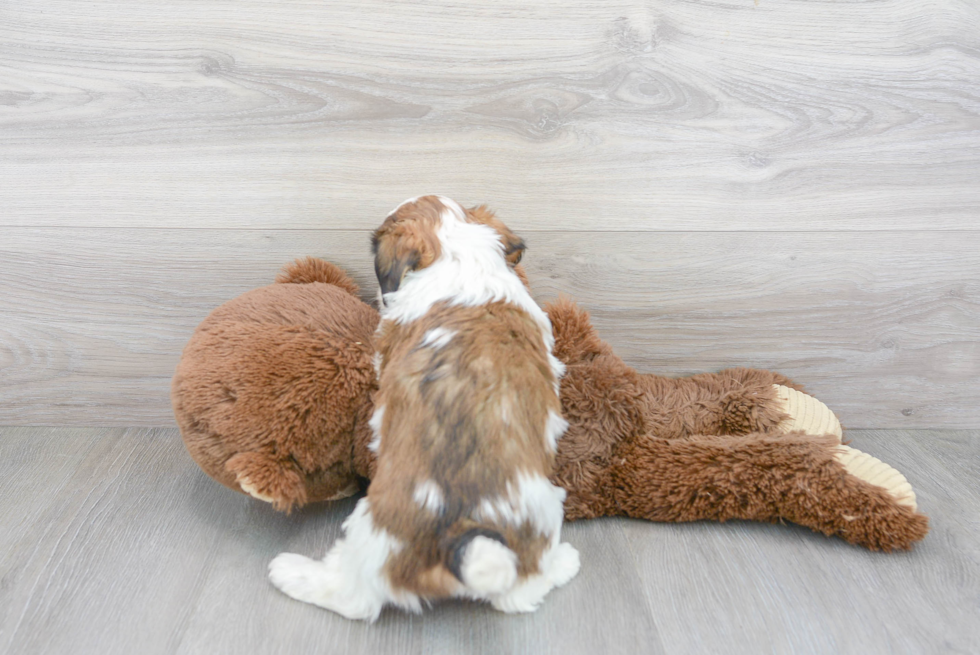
[446,528,517,596]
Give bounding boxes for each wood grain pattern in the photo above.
[1,228,977,427]
[0,427,976,654]
[2,0,979,427]
[2,0,979,230]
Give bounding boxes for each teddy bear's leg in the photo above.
[225,451,308,512]
[637,369,841,440]
[606,432,928,551]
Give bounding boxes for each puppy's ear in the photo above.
[466,205,526,266]
[502,235,525,266]
[371,221,439,302]
[373,236,417,298]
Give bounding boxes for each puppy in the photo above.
[268,195,579,621]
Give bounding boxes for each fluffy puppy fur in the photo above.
[269,196,579,621]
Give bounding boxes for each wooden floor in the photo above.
[0,427,977,655]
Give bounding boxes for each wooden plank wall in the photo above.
[1,0,978,427]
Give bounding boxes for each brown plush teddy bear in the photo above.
[172,257,928,552]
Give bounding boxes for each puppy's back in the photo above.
[371,300,564,597]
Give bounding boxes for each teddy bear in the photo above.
[172,256,928,551]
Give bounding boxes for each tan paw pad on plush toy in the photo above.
[237,469,360,505]
[237,475,276,503]
[773,384,843,440]
[835,445,918,510]
[773,384,916,510]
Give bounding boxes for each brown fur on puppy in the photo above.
[372,301,557,594]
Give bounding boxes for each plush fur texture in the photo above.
[173,256,929,552]
[172,260,377,511]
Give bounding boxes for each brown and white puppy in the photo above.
[269,196,579,621]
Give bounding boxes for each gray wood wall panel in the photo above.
[2,0,980,428]
[1,228,978,427]
[0,427,976,655]
[2,0,979,231]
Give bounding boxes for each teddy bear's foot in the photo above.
[238,477,275,503]
[773,385,842,440]
[835,445,917,511]
[226,452,308,512]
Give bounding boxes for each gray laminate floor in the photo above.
[0,427,977,655]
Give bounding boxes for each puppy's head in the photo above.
[372,196,526,302]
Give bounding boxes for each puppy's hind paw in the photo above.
[490,543,580,614]
[546,542,580,588]
[268,552,331,605]
[490,575,552,614]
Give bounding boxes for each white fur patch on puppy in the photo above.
[269,552,333,603]
[420,327,456,350]
[368,405,385,453]
[546,353,567,394]
[476,472,567,538]
[542,541,581,588]
[544,410,569,453]
[500,398,511,425]
[490,542,580,613]
[460,536,518,596]
[412,479,445,514]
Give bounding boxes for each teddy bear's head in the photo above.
[172,259,379,511]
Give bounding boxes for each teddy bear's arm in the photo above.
[546,298,839,440]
